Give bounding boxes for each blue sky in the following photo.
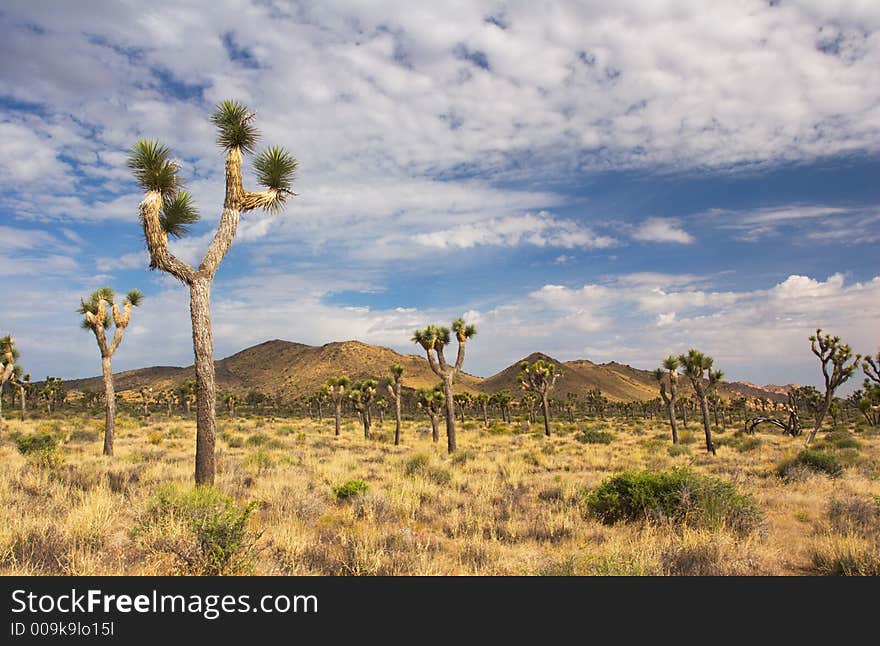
[1,1,878,391]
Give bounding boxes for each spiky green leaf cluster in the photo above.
[126,289,144,307]
[211,100,259,153]
[412,325,451,351]
[452,318,477,339]
[253,146,298,212]
[160,191,200,238]
[127,140,180,196]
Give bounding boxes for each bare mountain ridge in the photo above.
[62,340,787,402]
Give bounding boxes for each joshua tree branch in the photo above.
[200,148,243,277]
[140,192,196,284]
[454,338,467,372]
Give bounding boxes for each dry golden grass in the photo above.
[0,413,877,575]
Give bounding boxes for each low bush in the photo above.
[333,479,369,500]
[585,468,763,534]
[575,429,615,445]
[777,450,844,480]
[144,485,259,575]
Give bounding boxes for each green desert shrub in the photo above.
[15,432,63,470]
[144,485,259,575]
[575,429,615,445]
[820,430,861,450]
[333,479,369,500]
[585,469,762,534]
[777,449,844,480]
[404,453,430,477]
[667,444,691,457]
[714,432,762,453]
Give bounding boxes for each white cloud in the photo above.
[632,217,695,244]
[411,211,615,250]
[96,251,149,272]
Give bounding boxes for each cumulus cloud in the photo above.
[411,211,615,250]
[632,217,694,244]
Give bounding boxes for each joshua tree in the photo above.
[10,367,30,421]
[654,355,680,444]
[375,397,388,424]
[416,384,445,443]
[179,380,197,415]
[139,386,153,417]
[41,377,64,414]
[326,376,350,436]
[490,389,512,423]
[804,329,860,446]
[315,386,328,420]
[0,335,18,423]
[412,318,476,453]
[518,359,560,437]
[349,379,377,438]
[562,392,579,423]
[222,391,237,418]
[386,363,404,445]
[475,393,490,427]
[79,287,142,455]
[864,352,880,387]
[678,349,719,455]
[128,100,298,485]
[453,392,472,423]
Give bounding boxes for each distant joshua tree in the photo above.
[412,318,476,453]
[490,389,512,423]
[349,379,378,438]
[563,392,579,424]
[678,349,721,455]
[139,386,153,417]
[128,100,298,485]
[222,391,237,418]
[518,359,560,437]
[79,288,143,455]
[10,367,30,421]
[0,335,18,423]
[326,376,350,436]
[475,393,490,427]
[654,355,680,444]
[804,329,860,446]
[386,363,404,445]
[40,377,64,414]
[416,384,445,443]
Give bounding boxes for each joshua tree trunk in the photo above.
[698,393,715,455]
[541,395,551,437]
[334,400,342,436]
[101,356,116,456]
[190,277,216,485]
[805,391,834,446]
[361,411,371,438]
[429,411,439,443]
[483,405,489,427]
[394,395,401,446]
[443,376,456,453]
[19,385,26,421]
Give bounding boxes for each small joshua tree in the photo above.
[412,318,476,453]
[416,384,445,443]
[223,391,237,418]
[10,367,30,421]
[491,389,512,423]
[139,386,153,418]
[0,335,18,423]
[655,355,680,444]
[349,379,378,438]
[326,376,350,436]
[804,329,860,446]
[864,351,880,387]
[128,100,298,485]
[79,288,143,455]
[678,349,719,455]
[475,393,490,427]
[386,363,404,445]
[518,359,560,437]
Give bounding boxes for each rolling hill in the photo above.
[61,339,787,403]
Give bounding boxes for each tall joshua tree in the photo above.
[79,288,143,456]
[0,335,18,423]
[518,359,560,437]
[491,389,512,423]
[386,363,404,445]
[654,355,680,444]
[128,100,298,485]
[326,376,350,436]
[412,318,476,453]
[678,349,718,455]
[804,329,860,446]
[349,379,377,438]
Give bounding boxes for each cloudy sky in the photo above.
[1,0,878,390]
